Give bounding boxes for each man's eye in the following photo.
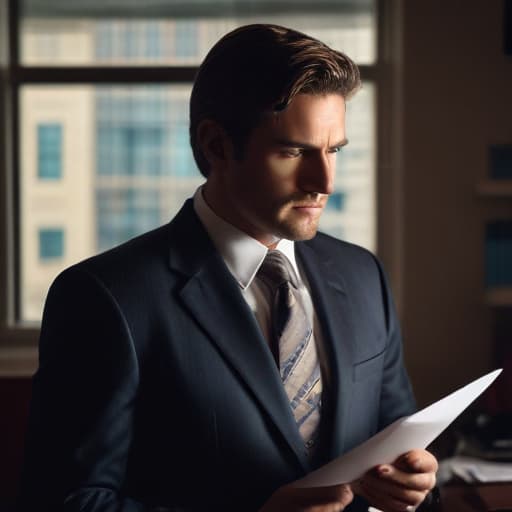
[282,149,303,158]
[328,146,342,154]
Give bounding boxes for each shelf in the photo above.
[477,180,512,197]
[485,287,512,306]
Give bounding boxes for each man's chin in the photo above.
[276,223,320,242]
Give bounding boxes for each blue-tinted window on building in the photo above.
[175,21,198,59]
[37,123,62,179]
[39,228,64,260]
[326,191,346,211]
[95,21,164,62]
[95,21,113,59]
[146,23,161,58]
[172,129,195,176]
[169,96,196,176]
[98,125,165,176]
[96,189,160,251]
[135,126,165,175]
[96,87,196,177]
[96,88,171,176]
[94,85,199,254]
[123,22,137,59]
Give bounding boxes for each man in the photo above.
[19,24,437,511]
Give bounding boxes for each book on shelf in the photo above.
[490,144,512,180]
[485,220,512,288]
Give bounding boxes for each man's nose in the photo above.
[299,153,335,195]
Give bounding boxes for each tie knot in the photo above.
[258,250,298,289]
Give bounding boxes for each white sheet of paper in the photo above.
[297,369,502,487]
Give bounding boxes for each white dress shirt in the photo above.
[193,187,326,373]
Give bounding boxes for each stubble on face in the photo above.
[204,93,346,247]
[272,193,328,242]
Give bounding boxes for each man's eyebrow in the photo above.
[274,138,349,149]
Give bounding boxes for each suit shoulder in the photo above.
[302,232,389,293]
[306,231,379,265]
[55,223,172,290]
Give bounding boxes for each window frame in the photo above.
[0,0,404,375]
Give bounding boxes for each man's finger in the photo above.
[294,483,354,506]
[361,469,430,505]
[261,483,354,511]
[358,478,426,512]
[394,450,439,474]
[375,464,437,491]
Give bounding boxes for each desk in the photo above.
[440,483,512,511]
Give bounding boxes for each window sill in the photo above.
[0,329,39,377]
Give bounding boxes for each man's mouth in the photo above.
[292,203,325,214]
[292,199,326,209]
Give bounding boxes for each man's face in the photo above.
[205,93,347,246]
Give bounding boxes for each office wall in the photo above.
[0,379,31,509]
[400,1,512,406]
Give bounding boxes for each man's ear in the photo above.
[196,119,233,171]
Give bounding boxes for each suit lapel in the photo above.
[296,242,359,459]
[167,202,310,472]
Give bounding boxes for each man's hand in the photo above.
[259,482,354,512]
[351,449,438,512]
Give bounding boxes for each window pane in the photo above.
[19,82,374,323]
[20,1,376,65]
[319,83,375,250]
[38,228,64,260]
[37,123,62,179]
[96,189,161,251]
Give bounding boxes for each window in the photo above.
[1,0,384,351]
[145,23,162,60]
[38,228,64,260]
[96,189,160,251]
[326,192,346,212]
[175,21,198,60]
[96,87,170,177]
[37,123,62,179]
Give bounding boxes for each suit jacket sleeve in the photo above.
[18,266,178,512]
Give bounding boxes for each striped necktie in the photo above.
[257,250,322,452]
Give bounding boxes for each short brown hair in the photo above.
[189,24,361,177]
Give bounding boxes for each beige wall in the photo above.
[20,86,95,321]
[399,1,512,406]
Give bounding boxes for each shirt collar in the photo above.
[193,187,300,290]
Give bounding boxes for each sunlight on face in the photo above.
[205,94,347,246]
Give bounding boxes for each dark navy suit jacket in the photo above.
[18,199,416,511]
